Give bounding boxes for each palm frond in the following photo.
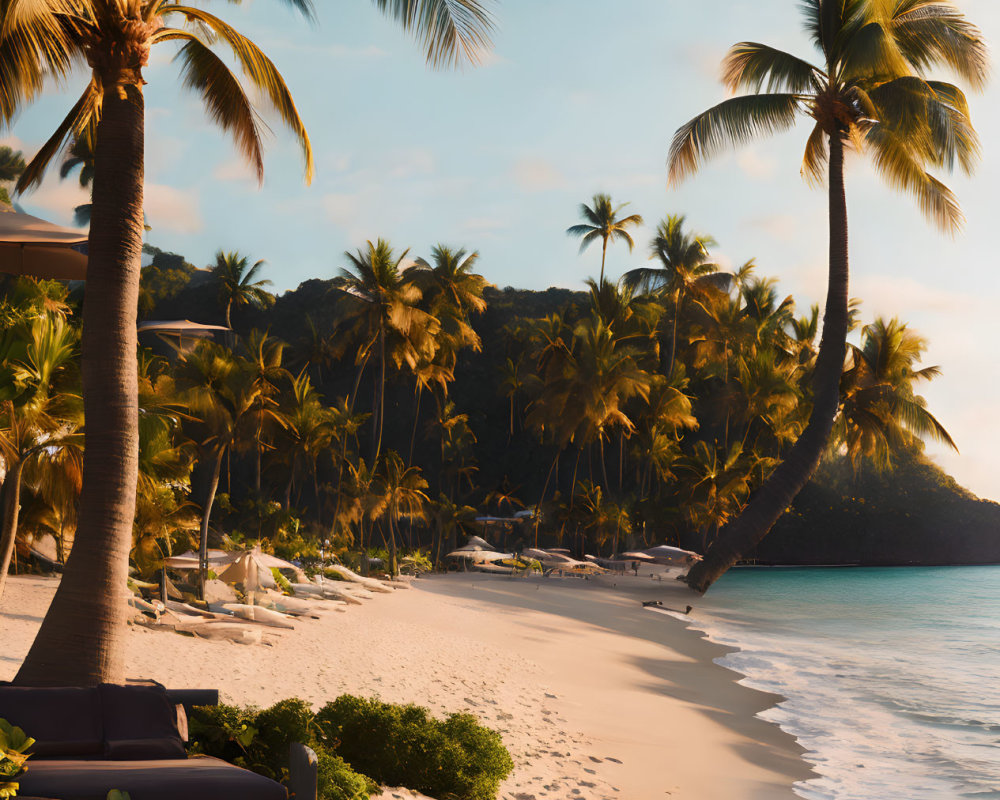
[839,20,910,82]
[163,6,313,183]
[173,38,266,184]
[723,42,823,94]
[17,79,98,193]
[890,0,989,91]
[864,114,964,233]
[800,120,828,185]
[668,93,801,185]
[370,0,496,69]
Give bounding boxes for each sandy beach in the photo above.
[1,573,811,799]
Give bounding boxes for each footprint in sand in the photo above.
[605,757,622,764]
[588,756,603,763]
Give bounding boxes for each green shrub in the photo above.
[188,700,376,800]
[316,696,513,800]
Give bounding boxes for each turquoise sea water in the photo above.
[690,567,1000,799]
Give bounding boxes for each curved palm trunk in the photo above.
[199,448,226,599]
[684,137,849,594]
[0,461,24,602]
[17,78,145,685]
[599,237,608,285]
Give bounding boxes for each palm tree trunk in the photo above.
[408,384,422,466]
[224,300,233,330]
[199,448,226,599]
[599,238,608,285]
[0,461,24,602]
[373,329,386,465]
[665,289,682,378]
[684,136,850,594]
[598,435,611,494]
[17,74,145,686]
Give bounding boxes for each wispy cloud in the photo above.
[512,158,565,193]
[145,184,203,234]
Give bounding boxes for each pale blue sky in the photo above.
[7,1,1000,500]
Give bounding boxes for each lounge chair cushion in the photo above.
[17,756,288,800]
[0,686,103,757]
[99,684,186,760]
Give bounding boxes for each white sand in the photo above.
[0,573,812,799]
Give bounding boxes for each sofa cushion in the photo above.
[0,686,102,757]
[17,756,288,800]
[99,684,186,760]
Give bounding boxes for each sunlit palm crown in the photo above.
[1,0,496,191]
[668,0,988,232]
[566,193,644,254]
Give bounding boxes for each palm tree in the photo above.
[622,215,725,379]
[211,252,274,329]
[0,314,80,600]
[174,342,260,597]
[336,239,439,465]
[0,146,25,208]
[836,316,956,469]
[668,0,986,592]
[8,0,494,686]
[566,194,644,284]
[378,450,429,575]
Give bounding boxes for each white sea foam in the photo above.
[687,566,1000,799]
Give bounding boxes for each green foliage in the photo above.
[106,792,131,800]
[188,700,378,800]
[316,695,513,800]
[0,718,34,798]
[399,549,433,575]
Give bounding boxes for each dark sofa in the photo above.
[0,683,314,800]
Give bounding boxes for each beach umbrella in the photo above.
[621,551,657,562]
[0,210,87,280]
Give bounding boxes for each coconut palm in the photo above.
[836,316,956,469]
[0,314,80,600]
[622,215,725,379]
[336,239,439,465]
[668,0,987,592]
[9,0,494,686]
[174,342,260,597]
[211,252,274,329]
[378,450,429,575]
[567,194,644,284]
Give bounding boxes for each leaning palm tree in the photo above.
[211,251,274,329]
[6,0,495,686]
[668,0,987,593]
[566,193,644,284]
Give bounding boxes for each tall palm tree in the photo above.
[566,193,644,284]
[174,342,260,597]
[622,215,725,379]
[8,0,495,686]
[337,238,439,465]
[668,0,986,592]
[211,252,274,329]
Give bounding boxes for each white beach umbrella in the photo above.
[0,210,88,280]
[621,551,658,562]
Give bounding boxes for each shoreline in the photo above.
[1,573,812,799]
